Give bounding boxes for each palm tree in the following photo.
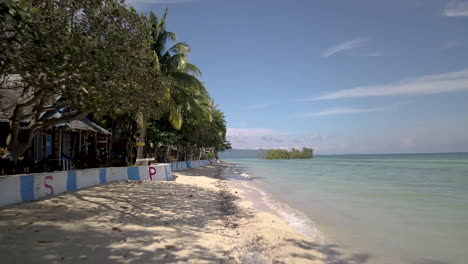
[149,9,213,128]
[135,9,212,164]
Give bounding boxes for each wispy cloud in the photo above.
[444,0,468,16]
[292,107,381,118]
[310,134,322,141]
[247,103,270,109]
[227,128,276,137]
[225,121,468,154]
[322,38,370,57]
[226,128,300,149]
[306,68,468,101]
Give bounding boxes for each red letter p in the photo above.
[148,167,157,181]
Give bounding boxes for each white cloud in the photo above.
[322,38,370,57]
[444,0,468,16]
[292,107,381,118]
[225,121,468,154]
[310,134,322,141]
[226,128,315,150]
[227,128,275,137]
[307,68,468,101]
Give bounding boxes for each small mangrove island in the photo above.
[264,148,313,160]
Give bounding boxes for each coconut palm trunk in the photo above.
[134,111,147,166]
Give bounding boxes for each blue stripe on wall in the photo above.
[186,161,192,169]
[20,175,35,201]
[67,171,77,191]
[127,167,140,180]
[99,168,107,184]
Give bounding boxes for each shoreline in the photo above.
[0,163,328,263]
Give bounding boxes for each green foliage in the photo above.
[0,0,165,159]
[144,10,230,159]
[0,1,231,161]
[264,148,313,160]
[146,9,213,131]
[204,152,216,160]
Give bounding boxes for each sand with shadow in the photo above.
[0,163,370,264]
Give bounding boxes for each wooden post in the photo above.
[78,130,82,152]
[95,132,97,152]
[58,129,62,167]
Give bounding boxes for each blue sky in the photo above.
[132,0,468,154]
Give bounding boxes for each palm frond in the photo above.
[167,42,191,55]
[169,72,202,91]
[182,63,202,76]
[168,103,183,130]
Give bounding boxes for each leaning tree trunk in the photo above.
[134,111,147,166]
[165,144,171,162]
[199,147,204,160]
[5,124,37,163]
[175,145,180,161]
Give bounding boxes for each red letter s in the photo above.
[45,175,54,195]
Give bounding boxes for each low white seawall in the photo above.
[170,159,214,171]
[0,159,214,207]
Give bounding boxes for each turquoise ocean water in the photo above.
[223,153,468,264]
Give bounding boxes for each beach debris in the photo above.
[112,227,122,232]
[15,212,22,216]
[120,206,128,209]
[164,245,176,249]
[34,230,40,232]
[188,194,193,198]
[37,240,51,243]
[138,180,143,183]
[59,257,65,261]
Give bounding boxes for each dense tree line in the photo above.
[264,148,313,160]
[0,0,230,164]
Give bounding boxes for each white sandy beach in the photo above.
[0,163,336,263]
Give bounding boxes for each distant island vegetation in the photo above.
[264,148,313,160]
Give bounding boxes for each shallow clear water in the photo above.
[223,153,468,264]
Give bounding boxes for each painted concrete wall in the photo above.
[170,159,214,171]
[0,164,172,207]
[0,159,214,207]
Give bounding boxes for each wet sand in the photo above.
[0,163,331,263]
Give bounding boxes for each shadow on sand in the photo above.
[1,175,373,264]
[0,180,246,263]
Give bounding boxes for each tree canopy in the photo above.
[0,0,230,163]
[264,148,313,160]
